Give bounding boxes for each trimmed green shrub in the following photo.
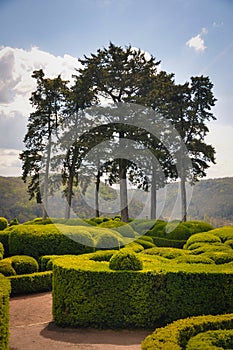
[95,231,124,249]
[187,329,233,350]
[201,251,233,264]
[225,239,233,249]
[142,247,186,259]
[99,220,136,238]
[52,254,233,329]
[3,255,39,275]
[183,220,214,234]
[152,236,186,248]
[9,271,52,296]
[109,251,143,271]
[0,228,12,257]
[0,217,8,231]
[142,313,233,350]
[188,243,232,255]
[174,255,214,264]
[134,238,155,249]
[209,226,233,242]
[0,261,16,276]
[0,274,11,350]
[184,232,221,249]
[131,219,158,234]
[121,241,144,253]
[9,218,19,226]
[0,242,4,260]
[8,224,95,259]
[165,222,191,240]
[89,250,116,262]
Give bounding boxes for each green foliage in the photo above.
[109,251,143,271]
[0,242,4,260]
[209,226,233,242]
[121,241,145,253]
[0,274,11,350]
[9,218,19,226]
[0,217,8,231]
[0,227,12,257]
[99,220,136,238]
[183,220,214,234]
[0,261,16,276]
[9,271,52,296]
[8,224,95,259]
[89,250,116,262]
[3,255,39,275]
[174,255,214,264]
[188,243,231,255]
[184,232,221,249]
[135,237,155,249]
[142,313,233,350]
[142,247,186,259]
[186,329,233,350]
[152,236,186,248]
[95,231,124,249]
[201,251,233,264]
[52,254,233,329]
[165,222,191,240]
[131,219,158,234]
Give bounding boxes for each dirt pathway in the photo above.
[10,292,151,350]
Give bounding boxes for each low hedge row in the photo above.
[9,271,52,296]
[0,274,11,350]
[142,313,233,350]
[187,329,233,349]
[52,253,233,329]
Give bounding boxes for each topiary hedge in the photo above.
[9,271,52,296]
[0,261,16,276]
[184,232,222,249]
[8,224,95,259]
[186,329,233,349]
[2,256,39,275]
[109,251,143,271]
[142,313,233,350]
[0,228,12,257]
[0,217,8,231]
[52,253,233,329]
[0,274,11,350]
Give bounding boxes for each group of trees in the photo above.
[20,43,217,222]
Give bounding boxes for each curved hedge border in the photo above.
[8,271,52,296]
[52,253,233,329]
[142,313,233,350]
[186,329,233,349]
[0,274,11,350]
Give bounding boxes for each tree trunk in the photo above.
[65,171,74,219]
[119,131,129,222]
[95,169,101,217]
[150,163,157,220]
[42,132,52,220]
[180,174,187,222]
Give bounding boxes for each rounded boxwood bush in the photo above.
[142,247,186,259]
[90,250,116,262]
[201,251,233,265]
[0,260,16,276]
[99,220,136,238]
[166,222,191,241]
[188,243,232,255]
[184,232,221,249]
[0,217,8,231]
[3,255,39,274]
[186,329,233,350]
[109,251,143,271]
[95,232,124,249]
[183,220,214,234]
[174,255,214,264]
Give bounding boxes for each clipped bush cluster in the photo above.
[52,253,233,329]
[3,255,39,275]
[187,329,233,349]
[142,313,233,350]
[9,271,52,296]
[109,251,143,271]
[0,217,8,231]
[0,274,11,350]
[0,260,16,276]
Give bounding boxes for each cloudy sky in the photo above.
[0,0,233,178]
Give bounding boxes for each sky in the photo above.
[0,0,233,179]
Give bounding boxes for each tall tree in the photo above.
[79,43,160,221]
[20,69,67,219]
[168,76,217,221]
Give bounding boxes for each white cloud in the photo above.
[0,148,21,176]
[0,46,82,116]
[186,28,207,52]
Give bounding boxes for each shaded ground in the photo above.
[10,292,151,350]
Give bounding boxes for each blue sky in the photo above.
[0,0,233,178]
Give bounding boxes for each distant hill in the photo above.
[0,176,233,225]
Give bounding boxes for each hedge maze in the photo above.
[0,217,233,349]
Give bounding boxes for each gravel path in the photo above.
[10,292,151,350]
